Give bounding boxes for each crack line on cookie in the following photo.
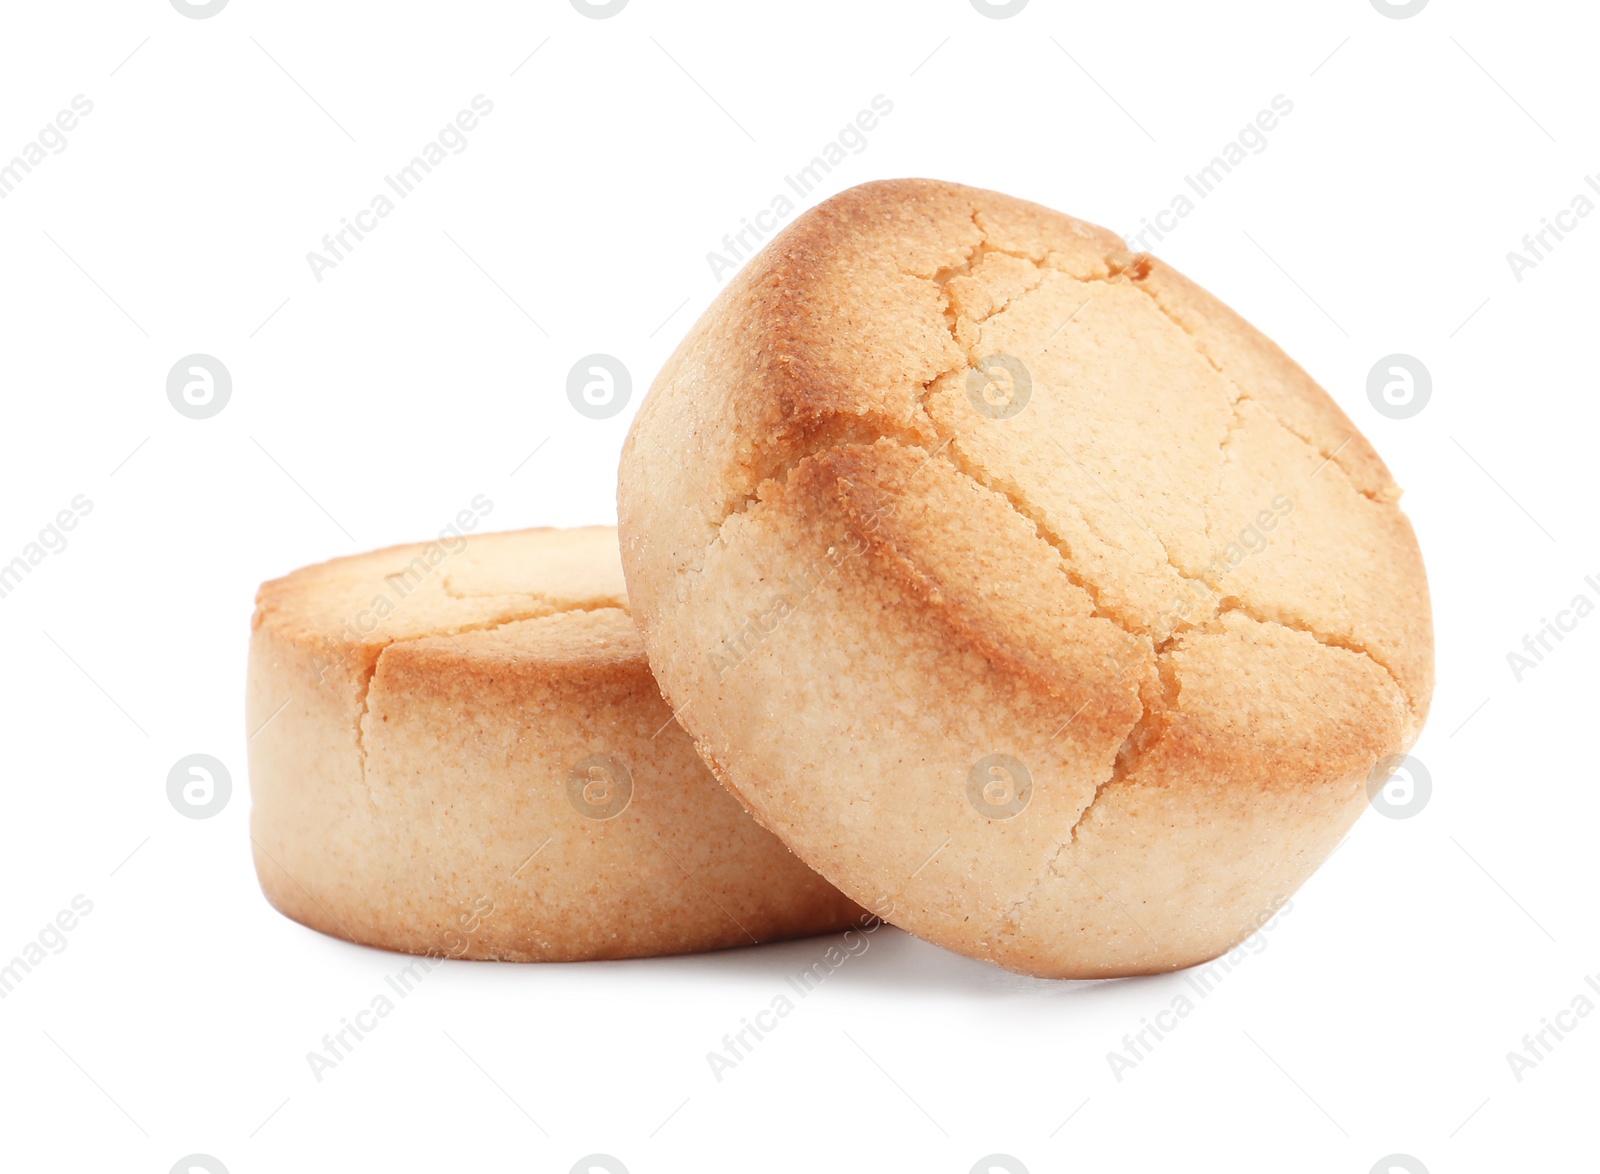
[708,217,1149,540]
[354,653,380,818]
[1197,393,1253,551]
[439,576,630,616]
[912,210,1221,632]
[997,648,1180,950]
[912,214,1210,649]
[1129,278,1392,505]
[908,210,1418,726]
[328,601,633,823]
[1216,600,1410,724]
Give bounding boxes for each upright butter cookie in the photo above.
[247,526,861,961]
[618,179,1432,978]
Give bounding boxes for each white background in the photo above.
[0,0,1593,1170]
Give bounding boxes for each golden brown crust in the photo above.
[246,527,862,961]
[618,179,1434,977]
[1136,260,1396,501]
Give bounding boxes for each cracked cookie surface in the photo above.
[246,526,862,962]
[617,179,1433,977]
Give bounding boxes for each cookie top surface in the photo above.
[623,178,1432,735]
[253,525,636,672]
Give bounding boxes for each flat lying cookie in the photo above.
[618,178,1433,978]
[247,525,862,961]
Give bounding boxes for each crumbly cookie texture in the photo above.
[247,526,862,962]
[618,178,1433,978]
